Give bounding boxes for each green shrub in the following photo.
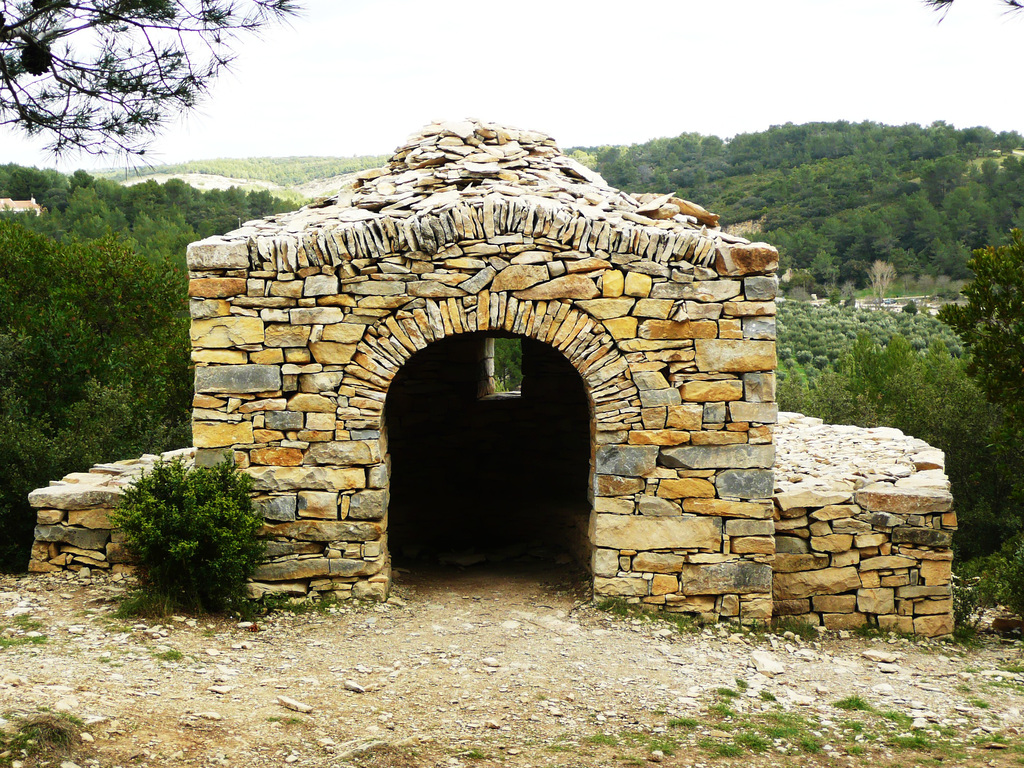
[111,458,265,613]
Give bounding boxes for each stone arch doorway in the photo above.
[383,332,592,571]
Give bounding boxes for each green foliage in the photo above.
[97,155,390,188]
[112,459,266,613]
[0,221,191,570]
[492,337,523,391]
[0,1,298,156]
[778,310,1016,560]
[940,230,1024,434]
[0,165,295,267]
[578,121,1024,288]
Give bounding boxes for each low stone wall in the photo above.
[27,412,956,636]
[773,413,955,636]
[27,448,195,577]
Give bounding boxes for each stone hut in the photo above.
[27,120,956,635]
[185,119,781,619]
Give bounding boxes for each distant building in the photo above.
[0,197,43,215]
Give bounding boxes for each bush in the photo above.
[111,459,266,613]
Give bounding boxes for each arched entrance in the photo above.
[384,332,592,571]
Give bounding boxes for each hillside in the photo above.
[577,121,1024,290]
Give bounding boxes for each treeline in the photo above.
[97,155,389,188]
[576,121,1024,288]
[0,164,295,266]
[758,298,1020,565]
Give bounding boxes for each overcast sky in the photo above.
[2,0,1021,171]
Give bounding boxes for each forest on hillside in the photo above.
[97,154,390,187]
[0,165,295,266]
[577,121,1024,291]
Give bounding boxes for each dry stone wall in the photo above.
[773,413,955,636]
[185,119,782,615]
[25,120,954,635]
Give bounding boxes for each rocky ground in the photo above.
[2,563,1023,768]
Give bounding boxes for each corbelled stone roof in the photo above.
[206,119,755,273]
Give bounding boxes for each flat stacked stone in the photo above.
[772,412,954,636]
[178,118,782,613]
[27,448,195,574]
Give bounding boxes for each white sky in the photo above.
[2,0,1021,172]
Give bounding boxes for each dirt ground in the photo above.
[3,562,1024,768]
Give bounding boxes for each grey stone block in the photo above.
[195,365,281,394]
[34,525,109,550]
[595,445,659,477]
[743,276,778,300]
[717,469,774,499]
[257,495,296,522]
[891,527,953,547]
[680,561,772,595]
[265,410,304,430]
[660,444,775,470]
[349,490,388,520]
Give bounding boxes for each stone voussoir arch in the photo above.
[338,292,643,434]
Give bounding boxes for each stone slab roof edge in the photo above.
[186,119,776,275]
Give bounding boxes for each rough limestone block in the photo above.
[694,339,776,373]
[28,485,121,510]
[256,496,297,522]
[264,411,304,430]
[661,444,775,470]
[743,317,777,340]
[857,588,895,614]
[253,558,331,581]
[638,320,717,340]
[680,380,743,402]
[348,489,388,520]
[590,514,721,550]
[913,614,953,636]
[855,484,953,514]
[666,404,704,429]
[260,520,380,542]
[248,466,365,492]
[729,402,778,424]
[195,365,281,394]
[309,342,357,364]
[297,491,338,520]
[638,497,680,516]
[725,519,774,536]
[716,469,774,500]
[491,265,548,292]
[715,242,779,276]
[680,561,772,595]
[775,486,852,511]
[773,553,831,573]
[657,477,716,499]
[743,276,779,300]
[812,594,857,613]
[188,278,247,298]
[190,316,264,348]
[773,566,860,600]
[683,499,772,518]
[67,508,112,529]
[513,274,599,300]
[303,441,380,466]
[624,272,653,297]
[265,324,312,348]
[633,552,685,572]
[775,536,810,554]
[594,577,649,597]
[34,525,109,550]
[592,548,620,578]
[193,421,254,448]
[187,238,250,270]
[595,445,658,477]
[304,274,339,296]
[595,475,645,496]
[743,372,776,403]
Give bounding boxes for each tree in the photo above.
[925,0,1023,14]
[867,260,897,305]
[0,1,299,157]
[940,230,1024,432]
